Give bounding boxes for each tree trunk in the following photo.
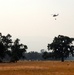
[61,53,64,62]
[61,56,64,62]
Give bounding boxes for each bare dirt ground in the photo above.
[0,60,74,75]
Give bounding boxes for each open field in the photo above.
[0,61,74,75]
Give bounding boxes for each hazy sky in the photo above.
[0,0,74,52]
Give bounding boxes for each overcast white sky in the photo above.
[0,0,74,52]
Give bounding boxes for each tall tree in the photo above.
[0,33,12,62]
[2,34,12,57]
[11,38,27,62]
[47,35,74,62]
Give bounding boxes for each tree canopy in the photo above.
[0,33,28,63]
[47,35,74,62]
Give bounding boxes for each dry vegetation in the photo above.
[0,61,74,75]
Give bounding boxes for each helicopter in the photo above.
[52,14,59,20]
[52,14,59,17]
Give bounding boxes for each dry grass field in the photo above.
[0,61,74,75]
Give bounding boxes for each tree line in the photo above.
[0,33,74,62]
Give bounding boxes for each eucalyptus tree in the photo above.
[0,33,12,62]
[11,38,28,62]
[0,33,28,63]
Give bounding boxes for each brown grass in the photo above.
[0,61,74,75]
